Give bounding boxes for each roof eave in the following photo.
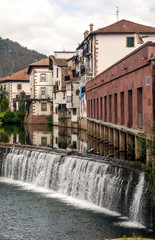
[27,65,49,74]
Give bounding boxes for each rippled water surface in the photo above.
[0,179,153,240]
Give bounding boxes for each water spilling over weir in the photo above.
[0,147,154,231]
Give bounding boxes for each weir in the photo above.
[0,147,154,231]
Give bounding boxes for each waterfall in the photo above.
[129,173,145,222]
[0,148,151,229]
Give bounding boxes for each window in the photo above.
[63,92,65,100]
[137,88,143,128]
[104,96,107,122]
[17,84,22,90]
[128,90,133,126]
[41,102,47,111]
[41,87,46,98]
[73,108,76,115]
[114,93,117,123]
[40,74,46,82]
[57,68,59,78]
[120,92,124,124]
[41,137,47,146]
[146,76,151,86]
[127,37,134,47]
[109,95,112,122]
[100,97,102,120]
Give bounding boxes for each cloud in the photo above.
[0,0,154,55]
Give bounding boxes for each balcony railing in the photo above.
[37,94,51,99]
[53,85,59,91]
[83,46,92,56]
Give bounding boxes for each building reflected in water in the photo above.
[0,124,135,161]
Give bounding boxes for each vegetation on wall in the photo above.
[137,122,155,163]
[46,114,53,125]
[19,99,26,122]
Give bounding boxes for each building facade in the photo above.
[86,41,155,161]
[76,19,155,129]
[27,58,53,124]
[50,51,74,126]
[0,68,30,111]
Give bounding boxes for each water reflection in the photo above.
[0,124,134,160]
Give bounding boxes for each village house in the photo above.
[75,19,155,129]
[86,41,155,162]
[27,58,53,124]
[50,51,74,126]
[0,68,30,111]
[65,57,80,128]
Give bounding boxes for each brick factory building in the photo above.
[86,41,155,133]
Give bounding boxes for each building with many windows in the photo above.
[27,58,53,124]
[86,41,155,161]
[76,19,155,129]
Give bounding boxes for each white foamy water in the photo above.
[0,148,149,229]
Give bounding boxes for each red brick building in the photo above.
[86,42,155,133]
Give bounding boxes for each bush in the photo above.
[2,109,20,123]
[0,95,9,112]
[0,112,4,121]
[46,114,53,125]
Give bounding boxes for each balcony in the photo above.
[80,67,85,75]
[86,72,93,82]
[76,72,80,78]
[83,46,92,57]
[65,75,71,81]
[37,94,51,100]
[53,85,59,92]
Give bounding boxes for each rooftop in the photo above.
[0,68,29,82]
[50,55,68,67]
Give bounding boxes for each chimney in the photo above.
[83,30,89,39]
[89,23,94,33]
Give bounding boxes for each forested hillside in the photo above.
[0,37,47,77]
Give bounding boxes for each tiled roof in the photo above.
[93,19,155,34]
[0,68,29,82]
[27,57,49,74]
[50,55,68,66]
[28,57,49,66]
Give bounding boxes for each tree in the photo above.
[19,99,26,122]
[0,95,9,112]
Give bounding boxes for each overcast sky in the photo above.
[0,0,154,56]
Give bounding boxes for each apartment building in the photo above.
[76,19,155,129]
[50,51,74,126]
[27,58,53,124]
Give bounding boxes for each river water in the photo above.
[0,178,152,240]
[0,124,152,239]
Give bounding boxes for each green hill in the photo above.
[0,37,47,77]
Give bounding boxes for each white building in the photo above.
[65,57,80,128]
[0,68,30,111]
[75,19,155,129]
[50,51,74,126]
[27,58,53,124]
